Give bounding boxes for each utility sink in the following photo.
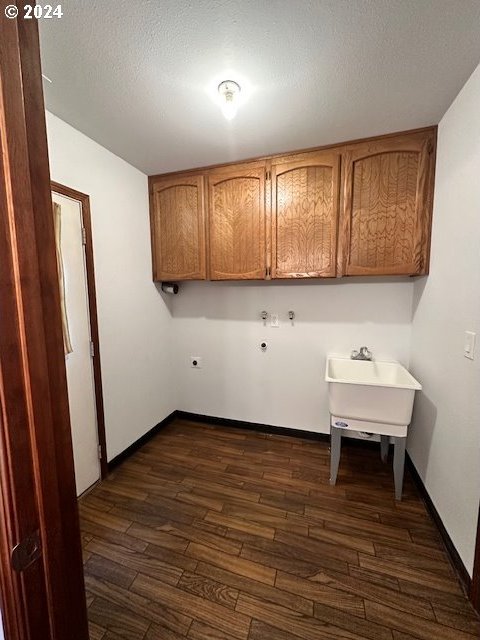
[325,357,422,428]
[325,356,422,500]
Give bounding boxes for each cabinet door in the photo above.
[150,175,206,280]
[272,152,340,278]
[208,166,266,280]
[339,131,435,276]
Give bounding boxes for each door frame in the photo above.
[51,182,108,479]
[472,508,480,613]
[0,7,89,639]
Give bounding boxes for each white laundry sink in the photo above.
[325,357,422,428]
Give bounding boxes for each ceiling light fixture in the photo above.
[217,80,241,121]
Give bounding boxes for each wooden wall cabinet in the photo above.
[338,130,435,276]
[271,151,340,278]
[150,174,206,280]
[149,127,436,282]
[208,164,267,280]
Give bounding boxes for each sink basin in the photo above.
[325,357,421,427]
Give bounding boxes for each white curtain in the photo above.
[52,201,73,355]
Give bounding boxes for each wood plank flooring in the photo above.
[79,419,480,640]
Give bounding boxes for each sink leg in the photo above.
[330,426,342,486]
[380,435,389,463]
[393,436,407,500]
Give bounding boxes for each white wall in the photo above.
[409,63,480,576]
[173,279,414,432]
[46,112,176,461]
[43,113,413,450]
[47,91,480,577]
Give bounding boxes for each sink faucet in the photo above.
[351,346,373,361]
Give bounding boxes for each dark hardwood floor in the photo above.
[79,419,480,640]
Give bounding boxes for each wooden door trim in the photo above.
[51,181,108,478]
[472,506,480,613]
[0,10,89,640]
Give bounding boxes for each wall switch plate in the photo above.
[270,313,279,328]
[190,356,202,368]
[464,332,476,360]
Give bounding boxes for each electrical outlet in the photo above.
[190,356,202,368]
[270,313,279,328]
[464,332,476,360]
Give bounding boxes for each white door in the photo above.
[52,191,100,496]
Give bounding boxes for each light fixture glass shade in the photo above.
[222,99,237,121]
[218,80,241,120]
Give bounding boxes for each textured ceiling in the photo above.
[39,0,480,175]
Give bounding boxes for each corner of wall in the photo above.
[46,111,177,461]
[408,61,480,577]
